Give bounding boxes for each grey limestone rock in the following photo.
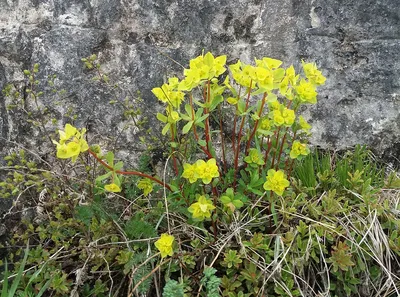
[0,0,399,165]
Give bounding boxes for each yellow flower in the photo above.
[59,123,77,144]
[104,183,121,193]
[260,118,272,131]
[302,61,326,86]
[180,52,227,88]
[272,110,284,126]
[188,195,216,221]
[295,79,318,104]
[179,69,201,91]
[154,233,175,258]
[182,163,198,183]
[53,124,89,162]
[244,149,265,166]
[195,158,220,184]
[282,108,295,126]
[279,76,289,96]
[229,61,253,88]
[269,100,281,110]
[263,169,290,196]
[286,65,299,85]
[152,82,184,108]
[167,110,181,124]
[137,178,153,196]
[290,141,309,159]
[55,142,79,159]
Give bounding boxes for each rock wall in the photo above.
[0,0,399,164]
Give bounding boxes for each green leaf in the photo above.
[253,87,269,96]
[210,94,224,111]
[105,151,115,166]
[9,242,30,296]
[162,123,171,135]
[182,121,193,134]
[232,199,244,208]
[180,114,192,121]
[267,93,277,102]
[195,113,209,124]
[220,195,231,204]
[237,98,246,114]
[1,261,8,297]
[156,112,167,123]
[198,139,207,147]
[185,104,193,116]
[95,171,113,183]
[114,161,124,170]
[195,108,204,118]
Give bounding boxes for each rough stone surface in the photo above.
[0,0,399,166]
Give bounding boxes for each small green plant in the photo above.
[1,243,51,297]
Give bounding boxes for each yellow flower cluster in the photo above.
[263,169,290,196]
[244,148,265,166]
[295,79,318,104]
[259,118,272,131]
[178,52,227,91]
[182,158,219,184]
[290,141,310,159]
[52,124,89,162]
[294,62,326,104]
[302,61,326,86]
[188,195,216,221]
[154,233,175,258]
[271,107,295,127]
[152,77,185,108]
[104,183,121,193]
[229,57,284,90]
[137,178,153,196]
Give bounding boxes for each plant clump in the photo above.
[0,52,399,297]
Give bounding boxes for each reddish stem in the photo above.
[231,87,241,154]
[234,82,252,189]
[204,81,211,144]
[88,149,172,191]
[218,104,227,174]
[245,91,268,155]
[189,94,213,159]
[264,136,272,164]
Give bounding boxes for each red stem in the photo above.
[264,136,272,164]
[245,91,268,155]
[204,81,211,144]
[231,87,241,154]
[233,82,252,189]
[88,149,172,191]
[189,94,213,159]
[218,105,227,174]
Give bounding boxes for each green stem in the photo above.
[271,126,281,168]
[169,124,179,176]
